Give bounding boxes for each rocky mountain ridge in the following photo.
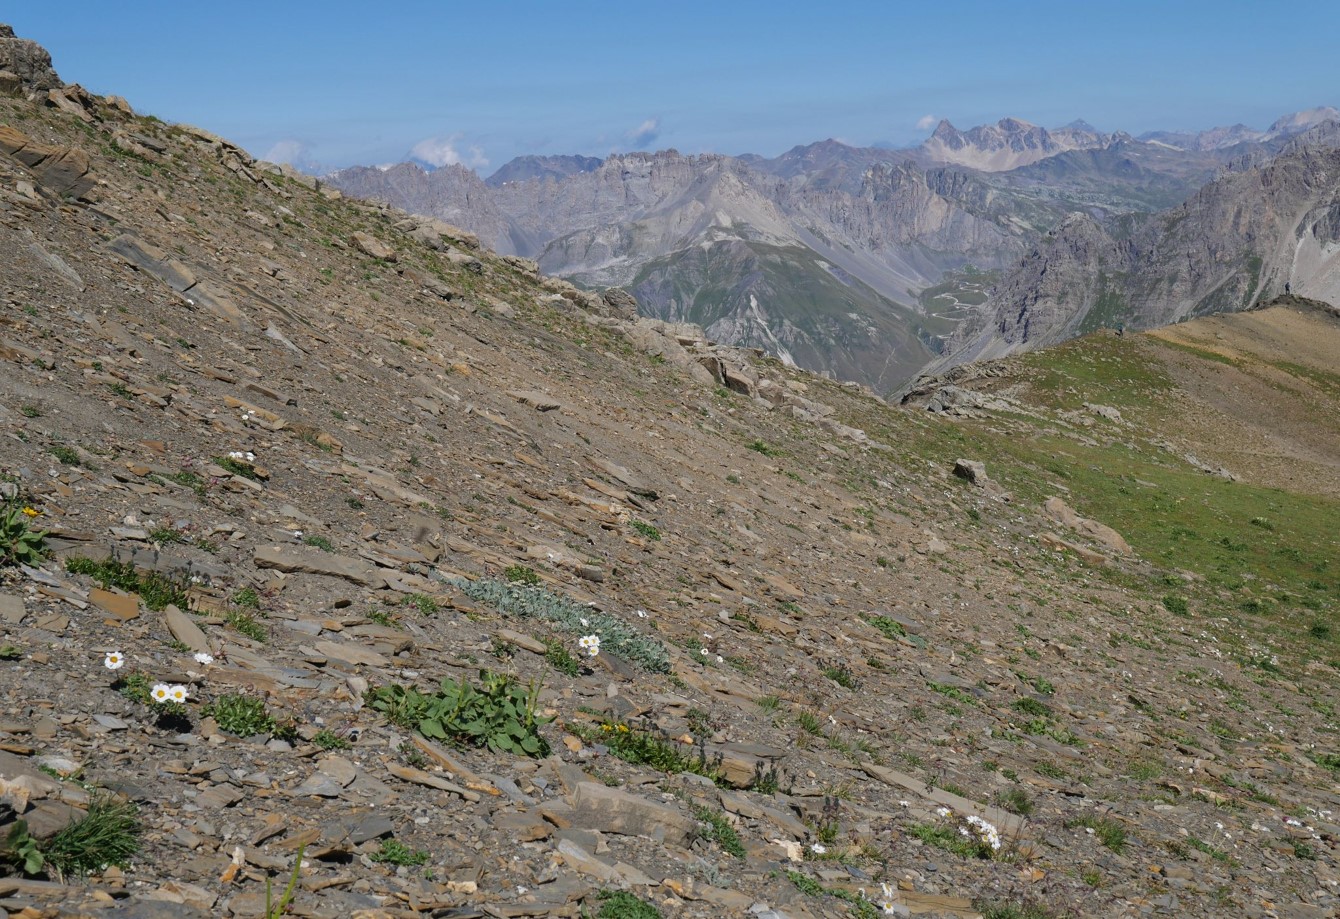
[325,108,1335,395]
[935,124,1340,370]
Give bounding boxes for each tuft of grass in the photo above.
[232,587,261,609]
[974,899,1064,919]
[312,729,350,751]
[42,794,141,877]
[797,711,824,735]
[570,718,722,782]
[995,788,1035,816]
[821,664,858,689]
[369,838,428,866]
[213,455,259,480]
[595,889,663,919]
[303,534,334,552]
[1161,594,1189,616]
[208,694,275,737]
[746,439,781,457]
[756,694,781,712]
[1067,814,1128,853]
[542,638,581,676]
[226,608,268,642]
[1013,697,1051,717]
[49,445,83,467]
[692,805,745,857]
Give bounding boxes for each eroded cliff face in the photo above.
[940,136,1340,369]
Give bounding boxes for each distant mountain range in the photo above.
[323,107,1340,394]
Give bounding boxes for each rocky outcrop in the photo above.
[0,23,61,93]
[0,124,93,198]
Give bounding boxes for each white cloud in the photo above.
[263,139,312,166]
[626,117,661,148]
[916,114,939,131]
[409,135,489,169]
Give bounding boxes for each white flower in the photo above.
[636,609,647,618]
[715,655,724,663]
[700,648,709,656]
[167,684,189,704]
[809,843,826,855]
[935,806,952,818]
[194,652,214,665]
[578,634,601,657]
[104,651,125,671]
[879,881,898,914]
[898,800,910,808]
[150,683,171,703]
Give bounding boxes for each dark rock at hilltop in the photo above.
[0,23,62,92]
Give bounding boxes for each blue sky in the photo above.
[8,1,1338,175]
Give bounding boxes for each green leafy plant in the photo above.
[303,534,334,552]
[2,820,44,875]
[232,587,261,609]
[629,520,661,541]
[208,693,276,737]
[369,838,428,866]
[406,593,441,615]
[503,564,540,585]
[49,444,83,467]
[367,670,552,757]
[0,645,21,661]
[0,503,47,567]
[746,439,781,457]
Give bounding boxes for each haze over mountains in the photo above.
[326,107,1340,394]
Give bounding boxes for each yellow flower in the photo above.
[21,507,39,518]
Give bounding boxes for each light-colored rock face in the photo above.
[920,117,1112,172]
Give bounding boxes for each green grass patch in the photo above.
[65,557,189,611]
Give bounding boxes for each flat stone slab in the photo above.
[253,544,387,588]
